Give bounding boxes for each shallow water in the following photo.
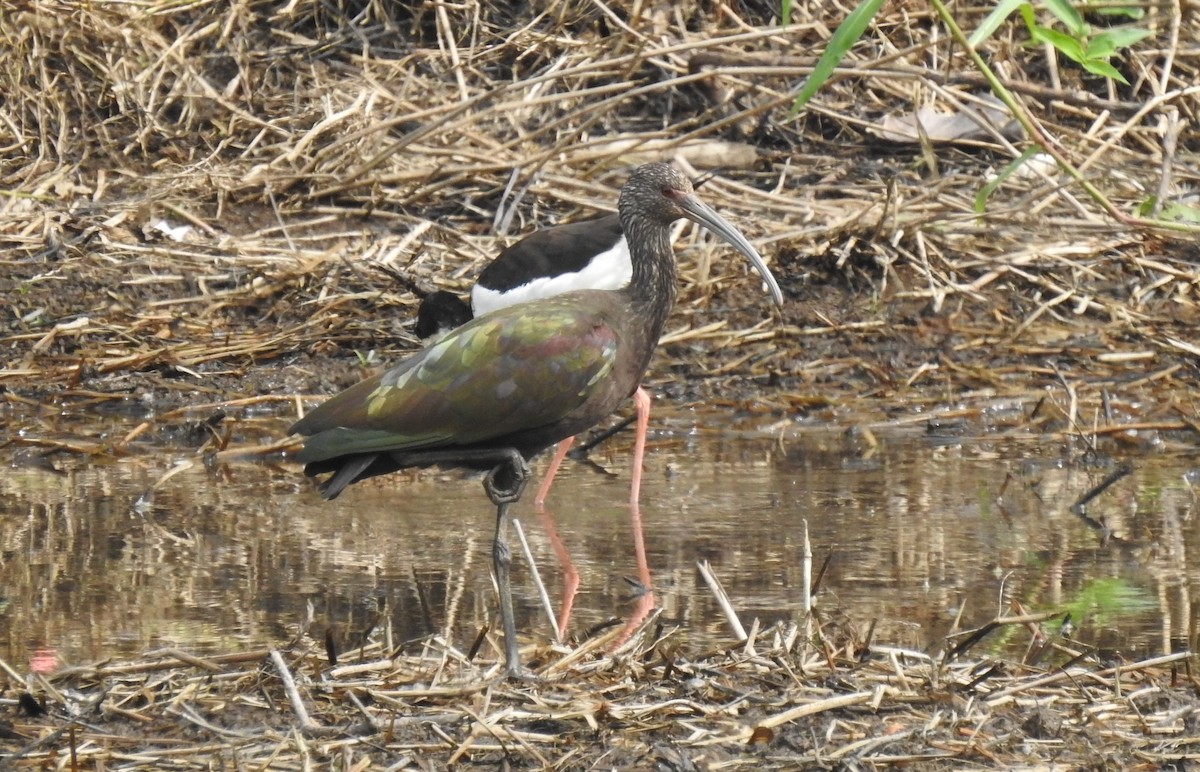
[2,413,1196,672]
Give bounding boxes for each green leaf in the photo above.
[1043,0,1087,36]
[1092,4,1144,19]
[969,0,1030,48]
[1090,27,1152,54]
[1031,25,1086,63]
[789,0,886,116]
[974,145,1044,213]
[1086,34,1118,59]
[1138,197,1200,222]
[1081,57,1128,83]
[781,0,792,28]
[1158,201,1200,223]
[1018,3,1039,33]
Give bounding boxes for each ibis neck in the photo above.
[620,215,678,345]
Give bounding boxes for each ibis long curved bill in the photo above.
[675,193,784,309]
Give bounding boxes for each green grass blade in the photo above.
[968,0,1029,48]
[1030,25,1086,63]
[1089,27,1152,54]
[1081,58,1129,83]
[1094,4,1144,18]
[788,0,886,117]
[974,145,1043,214]
[1043,0,1086,36]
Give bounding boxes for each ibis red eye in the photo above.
[662,186,685,201]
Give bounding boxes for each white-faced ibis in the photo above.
[290,163,783,675]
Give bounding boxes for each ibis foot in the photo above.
[483,450,529,506]
[384,447,530,505]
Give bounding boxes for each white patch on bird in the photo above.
[471,236,632,315]
[495,379,517,399]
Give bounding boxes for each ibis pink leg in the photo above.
[613,388,655,647]
[628,387,651,508]
[533,386,653,639]
[535,503,580,641]
[614,386,652,648]
[533,437,574,508]
[532,437,582,639]
[535,386,650,508]
[613,499,656,648]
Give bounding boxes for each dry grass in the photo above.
[2,0,1198,412]
[2,0,1200,766]
[5,596,1198,769]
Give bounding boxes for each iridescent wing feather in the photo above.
[291,295,619,463]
